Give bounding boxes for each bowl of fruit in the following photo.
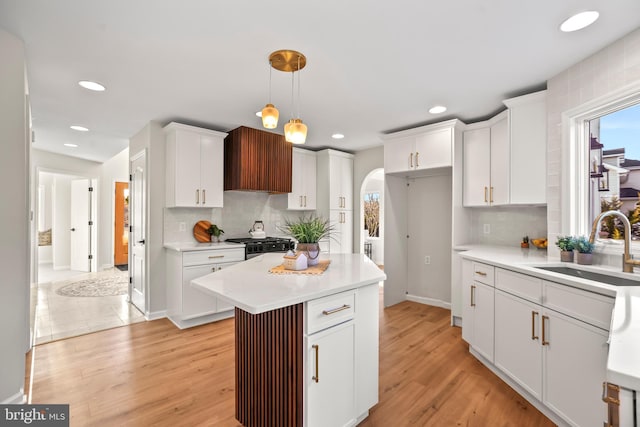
[531,238,548,249]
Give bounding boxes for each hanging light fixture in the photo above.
[261,60,279,129]
[268,50,308,144]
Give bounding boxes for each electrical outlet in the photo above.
[424,256,431,265]
[483,224,490,234]
[179,222,186,232]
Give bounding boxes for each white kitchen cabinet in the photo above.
[166,246,244,329]
[288,148,317,210]
[383,122,453,175]
[317,149,354,254]
[306,321,355,427]
[461,260,495,362]
[164,122,227,208]
[462,90,546,206]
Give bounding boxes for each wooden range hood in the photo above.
[224,126,292,193]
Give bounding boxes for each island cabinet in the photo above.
[288,148,317,210]
[165,245,244,329]
[164,122,227,208]
[488,267,613,427]
[191,253,385,427]
[462,90,546,207]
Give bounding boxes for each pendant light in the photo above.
[268,50,308,144]
[261,60,279,129]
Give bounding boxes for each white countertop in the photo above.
[191,252,386,315]
[164,241,245,252]
[458,245,640,391]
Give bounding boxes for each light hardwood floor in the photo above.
[30,291,554,426]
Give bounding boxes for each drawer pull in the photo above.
[475,271,487,276]
[322,304,351,316]
[531,311,539,340]
[542,315,549,345]
[208,255,225,259]
[312,344,319,383]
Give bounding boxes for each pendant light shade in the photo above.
[284,118,307,144]
[261,103,279,129]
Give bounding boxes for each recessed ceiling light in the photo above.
[64,143,78,148]
[332,133,345,139]
[78,80,106,91]
[256,111,262,117]
[70,125,89,132]
[429,105,447,114]
[560,11,599,32]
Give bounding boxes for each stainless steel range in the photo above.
[225,237,295,259]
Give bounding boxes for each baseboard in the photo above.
[2,389,26,404]
[451,315,462,327]
[167,310,234,329]
[145,310,167,321]
[468,347,570,427]
[53,265,70,271]
[101,264,114,271]
[406,294,451,310]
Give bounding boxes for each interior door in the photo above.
[130,151,146,314]
[70,178,91,272]
[114,182,129,266]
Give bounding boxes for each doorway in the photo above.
[360,169,385,269]
[114,182,129,269]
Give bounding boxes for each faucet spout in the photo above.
[589,210,640,273]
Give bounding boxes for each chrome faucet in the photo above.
[589,210,640,273]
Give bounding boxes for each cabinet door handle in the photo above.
[470,285,476,307]
[300,195,303,207]
[484,186,488,203]
[415,151,419,168]
[202,189,206,204]
[304,195,307,207]
[475,271,487,277]
[322,304,351,316]
[531,311,539,340]
[208,255,224,259]
[196,189,200,204]
[410,152,414,168]
[312,344,319,383]
[490,186,494,203]
[542,315,549,345]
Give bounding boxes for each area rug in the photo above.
[56,275,128,297]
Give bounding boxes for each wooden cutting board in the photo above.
[193,220,212,243]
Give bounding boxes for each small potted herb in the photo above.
[279,215,333,266]
[521,236,530,249]
[574,236,595,265]
[206,224,225,243]
[555,236,576,262]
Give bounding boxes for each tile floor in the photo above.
[34,264,146,345]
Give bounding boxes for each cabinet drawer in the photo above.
[543,281,614,330]
[495,268,542,304]
[306,290,355,335]
[183,248,245,266]
[472,262,495,286]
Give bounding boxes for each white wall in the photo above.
[548,28,640,258]
[0,28,30,404]
[99,147,129,269]
[52,175,72,269]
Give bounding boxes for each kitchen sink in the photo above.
[534,266,640,286]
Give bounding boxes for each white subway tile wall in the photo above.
[470,206,548,247]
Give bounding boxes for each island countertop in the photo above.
[191,252,386,314]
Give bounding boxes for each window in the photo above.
[363,192,380,237]
[588,103,640,240]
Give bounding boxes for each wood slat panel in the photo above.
[235,304,303,427]
[224,126,293,193]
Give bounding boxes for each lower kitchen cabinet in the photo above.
[461,260,494,362]
[166,247,244,329]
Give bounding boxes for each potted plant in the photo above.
[206,224,224,243]
[574,236,595,265]
[555,236,575,262]
[279,215,333,266]
[521,236,530,249]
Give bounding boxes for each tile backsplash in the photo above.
[470,206,548,247]
[164,191,307,243]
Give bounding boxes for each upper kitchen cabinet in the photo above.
[317,149,354,254]
[463,90,547,206]
[383,121,456,175]
[165,122,227,208]
[288,148,317,210]
[224,126,292,193]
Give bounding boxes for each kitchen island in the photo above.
[192,252,386,427]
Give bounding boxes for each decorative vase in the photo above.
[576,252,593,265]
[560,250,574,263]
[297,243,320,266]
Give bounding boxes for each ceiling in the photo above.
[1,1,640,163]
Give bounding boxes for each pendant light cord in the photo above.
[297,55,301,118]
[268,60,273,103]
